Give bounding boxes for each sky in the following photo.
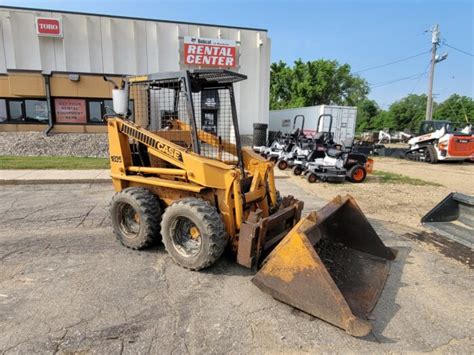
[1,0,473,108]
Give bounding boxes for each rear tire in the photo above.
[161,198,227,270]
[277,159,288,170]
[110,187,162,250]
[425,145,438,164]
[307,173,318,183]
[292,165,304,176]
[347,165,367,183]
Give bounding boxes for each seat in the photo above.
[326,148,344,158]
[343,137,354,152]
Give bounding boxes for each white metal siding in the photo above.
[0,7,270,134]
[269,105,357,144]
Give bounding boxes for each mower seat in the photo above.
[326,148,344,158]
[343,137,355,152]
[313,132,324,142]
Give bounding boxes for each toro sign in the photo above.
[36,17,63,37]
[184,36,237,68]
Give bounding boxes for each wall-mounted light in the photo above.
[69,74,80,82]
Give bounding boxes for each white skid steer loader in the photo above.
[405,120,474,163]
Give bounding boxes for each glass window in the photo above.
[25,100,48,123]
[8,101,24,121]
[0,100,7,123]
[104,100,114,115]
[88,101,103,123]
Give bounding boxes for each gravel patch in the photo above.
[0,132,109,158]
[0,132,255,158]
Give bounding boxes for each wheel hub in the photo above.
[189,226,201,240]
[172,217,202,257]
[119,203,140,238]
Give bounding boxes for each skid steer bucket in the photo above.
[421,192,474,248]
[252,195,396,337]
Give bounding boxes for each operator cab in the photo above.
[126,69,247,165]
[418,120,455,135]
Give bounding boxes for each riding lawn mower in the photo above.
[277,114,373,183]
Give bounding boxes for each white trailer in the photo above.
[269,105,357,144]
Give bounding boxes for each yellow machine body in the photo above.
[107,116,302,256]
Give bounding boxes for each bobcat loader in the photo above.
[105,69,396,337]
[405,120,474,163]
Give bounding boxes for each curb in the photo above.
[0,179,111,185]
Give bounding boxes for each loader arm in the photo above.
[174,119,278,206]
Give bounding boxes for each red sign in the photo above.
[36,17,62,37]
[55,99,86,124]
[184,36,237,67]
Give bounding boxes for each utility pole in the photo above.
[425,24,440,120]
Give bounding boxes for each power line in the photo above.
[409,60,431,93]
[369,71,428,89]
[443,43,474,57]
[353,50,430,74]
[409,71,428,93]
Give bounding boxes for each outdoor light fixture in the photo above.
[435,52,448,63]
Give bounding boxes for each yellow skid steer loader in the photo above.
[105,70,396,337]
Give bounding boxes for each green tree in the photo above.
[387,94,432,132]
[433,94,474,125]
[356,99,379,132]
[371,111,397,131]
[269,61,294,110]
[270,59,369,110]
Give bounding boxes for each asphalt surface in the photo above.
[0,181,473,354]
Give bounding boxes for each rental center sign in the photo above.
[36,17,63,37]
[183,36,237,68]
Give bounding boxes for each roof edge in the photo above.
[0,5,268,32]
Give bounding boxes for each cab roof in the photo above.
[128,69,247,86]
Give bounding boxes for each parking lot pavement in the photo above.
[0,183,472,354]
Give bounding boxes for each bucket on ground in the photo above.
[421,192,474,248]
[252,195,397,337]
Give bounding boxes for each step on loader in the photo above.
[105,69,396,337]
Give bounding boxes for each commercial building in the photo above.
[0,6,270,134]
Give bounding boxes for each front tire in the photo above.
[110,187,162,250]
[161,198,227,270]
[307,173,318,183]
[293,165,304,176]
[277,159,288,170]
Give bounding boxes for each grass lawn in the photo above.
[373,170,442,187]
[0,156,109,169]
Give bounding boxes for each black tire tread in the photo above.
[161,198,227,270]
[292,165,303,176]
[306,173,317,183]
[110,187,161,250]
[277,159,288,170]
